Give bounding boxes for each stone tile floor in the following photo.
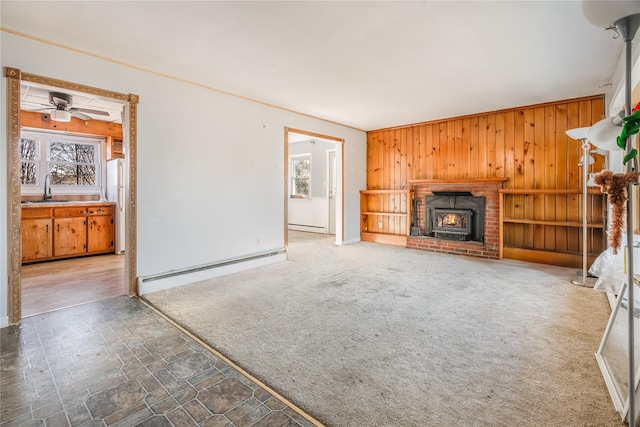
[0,296,318,427]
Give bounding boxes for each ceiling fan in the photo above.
[34,91,110,122]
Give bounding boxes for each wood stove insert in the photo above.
[425,192,485,242]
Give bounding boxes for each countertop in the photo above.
[21,201,116,207]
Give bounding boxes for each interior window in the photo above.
[48,140,97,185]
[19,136,39,185]
[20,130,103,195]
[290,154,311,199]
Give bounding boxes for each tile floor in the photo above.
[0,296,318,427]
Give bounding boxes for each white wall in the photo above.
[288,198,328,233]
[0,32,367,323]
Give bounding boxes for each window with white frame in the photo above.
[290,154,311,199]
[20,131,103,195]
[20,136,39,186]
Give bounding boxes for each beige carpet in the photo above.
[145,232,622,427]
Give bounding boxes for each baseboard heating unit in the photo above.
[138,248,287,295]
[287,223,326,233]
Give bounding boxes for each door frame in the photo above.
[284,127,344,248]
[327,148,337,235]
[5,67,139,324]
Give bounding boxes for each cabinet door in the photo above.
[21,219,52,262]
[87,215,114,253]
[54,217,86,257]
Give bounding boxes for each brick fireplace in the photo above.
[407,178,507,259]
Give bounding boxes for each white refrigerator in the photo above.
[106,159,126,254]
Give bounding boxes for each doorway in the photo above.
[5,68,139,324]
[284,127,344,249]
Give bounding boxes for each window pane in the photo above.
[20,138,38,160]
[50,142,95,163]
[50,163,96,185]
[293,158,310,178]
[294,178,309,196]
[291,156,311,198]
[20,161,37,185]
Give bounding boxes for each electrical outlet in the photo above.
[256,238,262,246]
[378,220,383,229]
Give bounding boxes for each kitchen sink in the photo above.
[22,200,71,204]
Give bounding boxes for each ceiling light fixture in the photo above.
[50,109,71,122]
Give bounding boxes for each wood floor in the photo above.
[21,254,125,318]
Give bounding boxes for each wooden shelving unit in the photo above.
[499,188,606,267]
[106,136,124,159]
[360,190,412,246]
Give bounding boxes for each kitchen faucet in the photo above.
[43,174,52,200]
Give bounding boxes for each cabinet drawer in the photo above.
[54,207,87,217]
[88,206,113,216]
[22,207,52,219]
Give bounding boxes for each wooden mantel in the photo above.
[408,178,509,185]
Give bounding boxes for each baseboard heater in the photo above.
[288,223,324,229]
[288,223,326,234]
[138,248,287,294]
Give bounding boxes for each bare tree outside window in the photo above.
[20,137,38,185]
[291,156,310,198]
[49,141,96,185]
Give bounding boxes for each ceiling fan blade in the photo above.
[22,100,55,108]
[72,107,110,116]
[70,110,92,120]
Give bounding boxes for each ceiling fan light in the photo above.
[51,110,71,122]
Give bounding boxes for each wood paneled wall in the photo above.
[366,95,607,265]
[367,95,604,189]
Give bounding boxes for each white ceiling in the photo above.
[1,1,635,131]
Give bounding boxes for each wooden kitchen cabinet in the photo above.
[107,136,124,159]
[53,206,87,257]
[21,208,53,262]
[54,217,86,257]
[21,203,115,263]
[87,205,114,254]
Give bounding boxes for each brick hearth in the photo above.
[407,179,507,259]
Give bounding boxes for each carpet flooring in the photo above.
[145,232,622,426]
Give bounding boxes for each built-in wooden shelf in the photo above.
[498,188,606,266]
[361,211,407,217]
[361,232,407,246]
[502,218,604,228]
[360,189,412,246]
[499,188,603,195]
[360,189,412,194]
